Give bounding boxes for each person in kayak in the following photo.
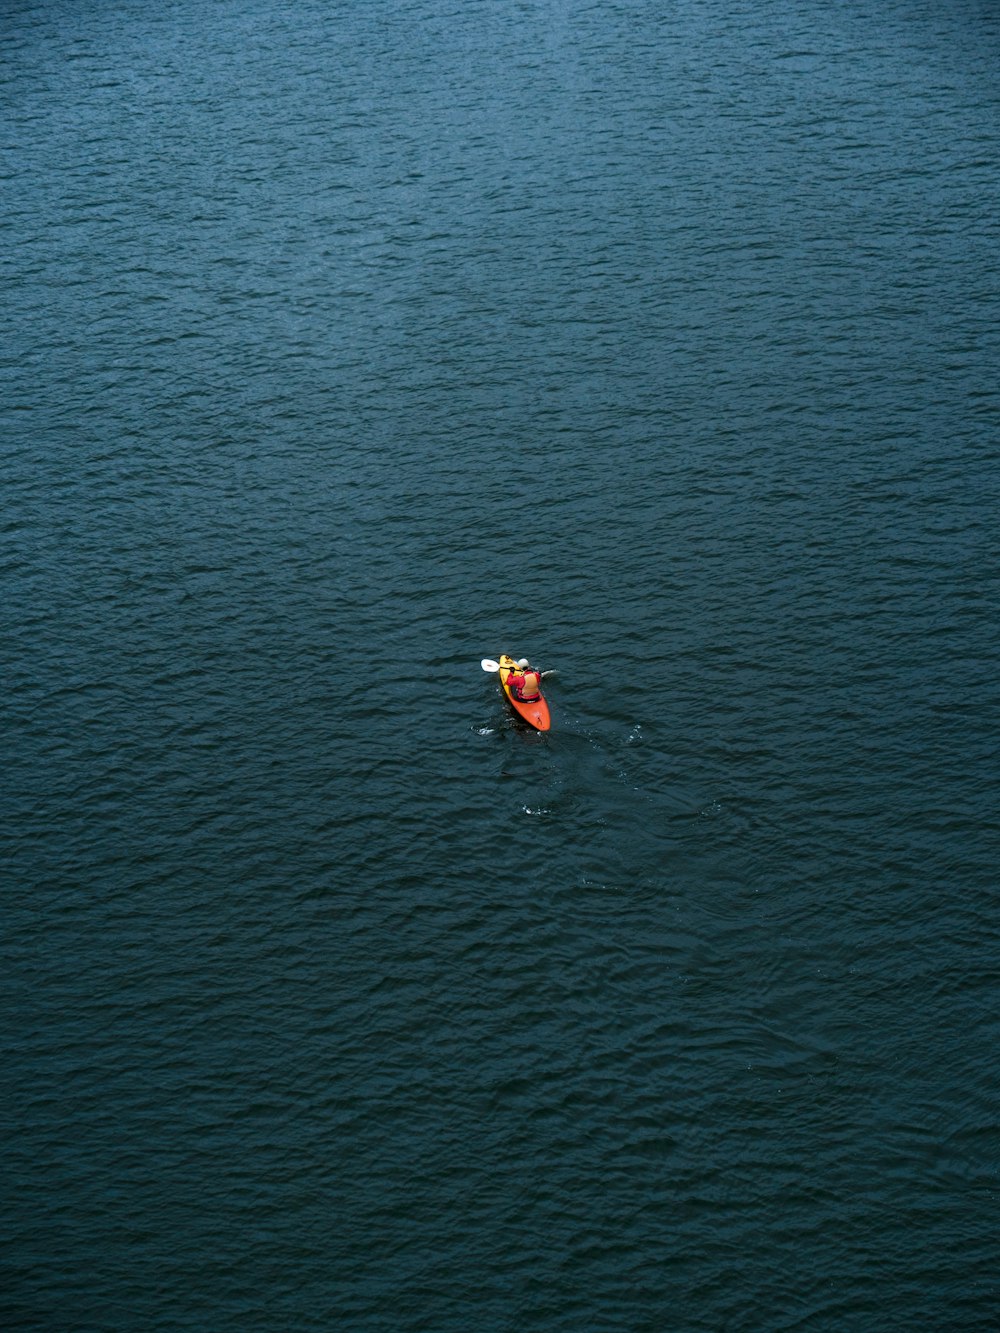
[508,659,542,702]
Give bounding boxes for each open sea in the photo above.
[3,0,999,1328]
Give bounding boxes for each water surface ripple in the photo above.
[3,0,999,1328]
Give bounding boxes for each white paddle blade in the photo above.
[481,658,501,672]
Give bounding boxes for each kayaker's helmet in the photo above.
[516,658,530,669]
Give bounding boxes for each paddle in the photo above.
[481,658,556,678]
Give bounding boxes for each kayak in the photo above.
[497,654,551,731]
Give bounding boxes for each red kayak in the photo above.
[497,654,551,731]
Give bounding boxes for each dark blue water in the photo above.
[4,0,999,1327]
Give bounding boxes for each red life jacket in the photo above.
[509,670,541,701]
